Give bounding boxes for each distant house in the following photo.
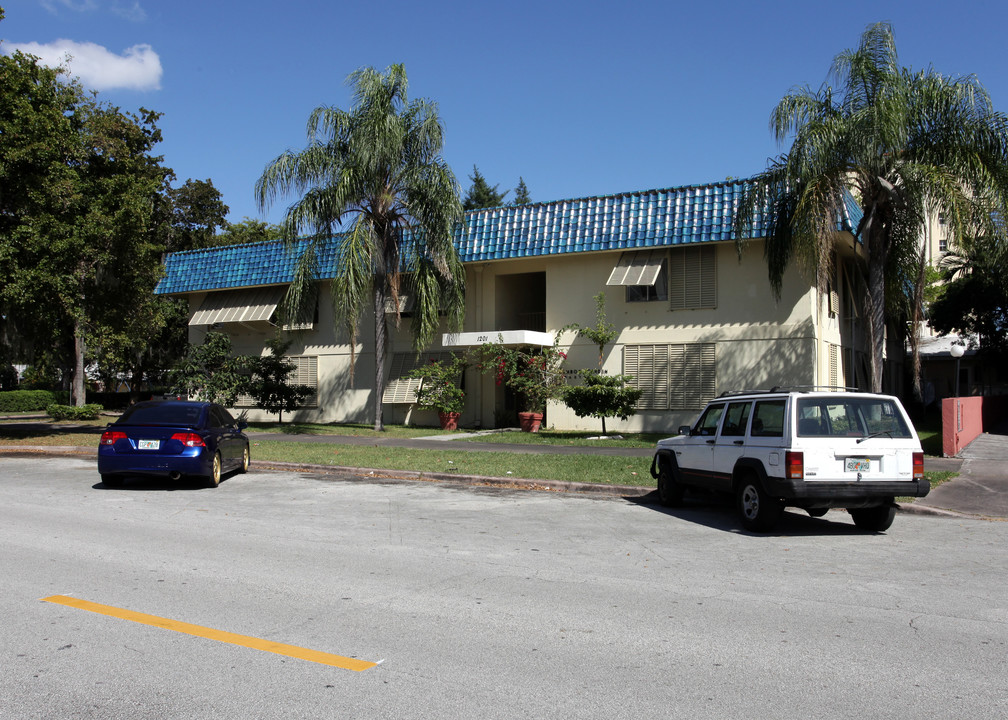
[156,178,878,431]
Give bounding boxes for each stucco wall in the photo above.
[189,239,850,433]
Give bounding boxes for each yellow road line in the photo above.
[41,594,378,672]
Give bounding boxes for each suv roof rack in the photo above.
[717,389,775,398]
[768,385,862,393]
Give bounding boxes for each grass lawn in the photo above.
[250,440,653,487]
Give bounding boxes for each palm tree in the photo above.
[256,64,465,430]
[735,22,1008,392]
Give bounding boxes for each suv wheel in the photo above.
[736,476,783,532]
[849,504,896,532]
[657,464,685,507]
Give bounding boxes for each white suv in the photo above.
[649,389,928,532]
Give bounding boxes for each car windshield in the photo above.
[795,397,913,438]
[118,403,204,427]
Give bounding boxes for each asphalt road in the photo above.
[2,456,1006,719]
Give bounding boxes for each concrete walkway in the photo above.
[911,424,1008,519]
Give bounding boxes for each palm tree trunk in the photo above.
[373,282,387,431]
[866,232,887,393]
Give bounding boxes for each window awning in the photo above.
[606,249,665,286]
[189,287,285,326]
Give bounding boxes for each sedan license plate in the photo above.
[845,457,870,473]
[138,439,160,450]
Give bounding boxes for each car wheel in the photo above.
[207,452,222,488]
[849,504,896,532]
[239,445,250,474]
[657,464,685,507]
[101,474,123,488]
[736,476,783,532]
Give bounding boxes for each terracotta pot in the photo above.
[438,411,460,431]
[518,411,543,433]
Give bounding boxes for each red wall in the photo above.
[942,397,985,457]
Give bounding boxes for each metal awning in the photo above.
[189,287,285,326]
[606,249,665,286]
[442,330,554,348]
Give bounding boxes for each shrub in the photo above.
[0,390,57,413]
[46,403,104,421]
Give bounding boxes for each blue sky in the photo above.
[4,0,1008,226]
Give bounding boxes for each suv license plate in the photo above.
[845,457,870,473]
[138,439,160,450]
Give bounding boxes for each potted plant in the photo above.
[476,337,569,432]
[409,356,466,430]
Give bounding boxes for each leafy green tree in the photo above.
[734,22,1008,392]
[169,332,252,406]
[562,371,642,436]
[245,336,315,424]
[513,177,531,205]
[929,236,1008,359]
[216,218,285,245]
[256,64,466,430]
[0,26,173,405]
[462,165,508,210]
[159,178,230,253]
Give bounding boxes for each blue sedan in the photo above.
[98,401,250,488]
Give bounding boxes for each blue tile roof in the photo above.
[156,179,862,295]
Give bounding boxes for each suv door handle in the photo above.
[706,440,715,445]
[734,440,744,446]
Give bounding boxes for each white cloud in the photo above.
[4,39,162,91]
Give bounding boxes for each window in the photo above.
[623,343,716,410]
[694,403,724,436]
[795,397,912,438]
[607,250,667,302]
[626,259,668,302]
[668,245,716,310]
[720,401,752,437]
[236,355,318,408]
[751,400,785,437]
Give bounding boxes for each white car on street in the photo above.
[650,389,928,531]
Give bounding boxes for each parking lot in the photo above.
[2,455,1006,719]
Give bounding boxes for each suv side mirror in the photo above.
[678,425,692,435]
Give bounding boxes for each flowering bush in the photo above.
[409,355,466,414]
[475,338,569,414]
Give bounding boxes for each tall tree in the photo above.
[513,177,532,205]
[734,22,1008,392]
[462,165,508,210]
[929,235,1008,359]
[256,64,465,430]
[159,178,230,253]
[215,218,285,246]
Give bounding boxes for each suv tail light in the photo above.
[100,430,127,446]
[912,451,924,479]
[171,432,206,448]
[785,451,804,480]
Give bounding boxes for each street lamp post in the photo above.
[950,343,965,397]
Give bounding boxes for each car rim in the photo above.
[243,448,249,471]
[741,485,759,519]
[213,455,221,484]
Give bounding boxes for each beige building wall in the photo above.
[186,236,861,433]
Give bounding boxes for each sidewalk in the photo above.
[910,424,1008,519]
